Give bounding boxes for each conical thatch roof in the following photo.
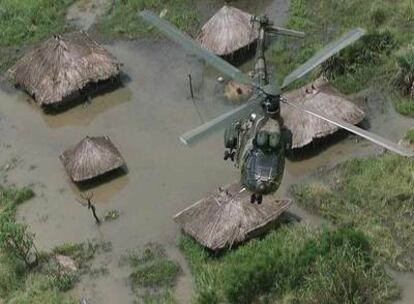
[60,136,125,182]
[7,31,121,106]
[174,182,292,250]
[282,78,365,148]
[197,5,257,56]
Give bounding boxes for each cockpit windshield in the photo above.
[245,149,279,182]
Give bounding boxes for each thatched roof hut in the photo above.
[7,31,121,106]
[197,5,257,56]
[282,78,365,148]
[60,136,125,182]
[174,182,292,251]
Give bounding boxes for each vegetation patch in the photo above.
[292,154,414,271]
[270,0,414,113]
[96,0,200,39]
[179,224,398,304]
[0,0,75,72]
[0,185,105,303]
[104,209,120,221]
[125,243,181,303]
[393,46,414,115]
[404,128,414,144]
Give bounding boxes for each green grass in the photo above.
[96,0,200,39]
[404,129,414,144]
[179,224,398,304]
[270,0,414,112]
[292,154,414,271]
[126,243,180,303]
[0,186,106,303]
[0,186,78,303]
[0,0,75,72]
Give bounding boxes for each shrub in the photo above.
[293,154,414,271]
[393,46,414,97]
[323,30,397,78]
[0,211,38,268]
[179,225,397,303]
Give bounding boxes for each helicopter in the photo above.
[139,10,414,204]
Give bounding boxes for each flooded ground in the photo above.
[0,0,413,303]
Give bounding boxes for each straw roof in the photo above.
[60,136,125,182]
[197,5,257,56]
[7,31,121,106]
[282,77,365,148]
[174,182,292,251]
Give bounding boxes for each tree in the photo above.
[0,211,38,268]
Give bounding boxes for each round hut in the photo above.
[7,31,121,107]
[197,5,257,56]
[60,136,125,182]
[281,77,365,149]
[174,182,292,251]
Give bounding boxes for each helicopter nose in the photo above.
[257,182,268,193]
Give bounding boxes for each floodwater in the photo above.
[0,0,412,303]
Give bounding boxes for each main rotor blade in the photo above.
[180,98,262,145]
[282,99,414,157]
[267,26,305,38]
[139,10,252,85]
[282,28,365,89]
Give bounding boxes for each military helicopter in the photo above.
[140,11,413,204]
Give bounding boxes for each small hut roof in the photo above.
[174,182,292,250]
[197,5,257,56]
[281,78,365,148]
[7,31,121,106]
[60,136,125,182]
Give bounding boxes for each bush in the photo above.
[393,46,414,97]
[179,224,398,303]
[7,273,76,304]
[293,154,414,271]
[323,30,397,78]
[0,254,26,298]
[405,129,414,143]
[127,243,181,302]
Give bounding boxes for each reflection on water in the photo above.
[19,86,133,128]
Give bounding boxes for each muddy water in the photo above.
[1,1,413,303]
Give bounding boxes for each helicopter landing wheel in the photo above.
[250,193,263,204]
[224,150,236,161]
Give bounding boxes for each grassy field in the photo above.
[96,0,200,38]
[270,0,414,114]
[292,154,414,272]
[0,0,75,73]
[179,223,398,304]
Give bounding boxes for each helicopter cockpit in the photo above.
[241,130,285,204]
